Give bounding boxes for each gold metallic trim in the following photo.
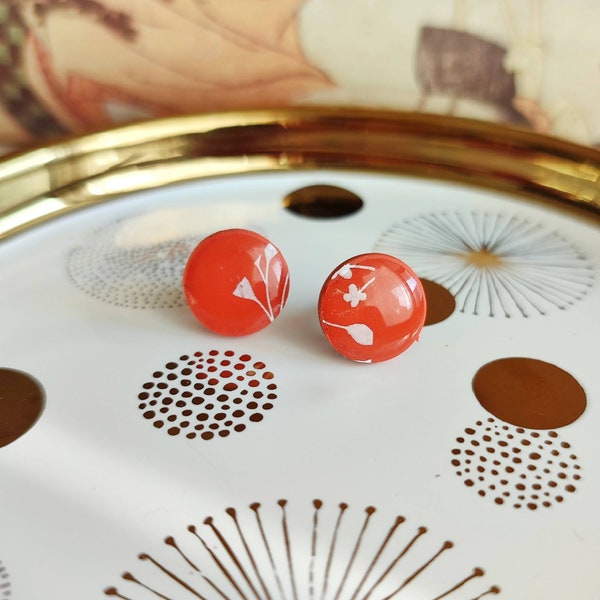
[0,108,599,240]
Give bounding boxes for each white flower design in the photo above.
[342,277,375,308]
[343,283,367,307]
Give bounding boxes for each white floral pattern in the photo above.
[232,243,287,321]
[323,267,376,346]
[342,275,375,307]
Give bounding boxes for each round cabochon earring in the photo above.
[183,229,290,336]
[318,253,426,363]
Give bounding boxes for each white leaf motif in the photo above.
[232,276,274,321]
[337,264,353,279]
[233,277,258,301]
[322,320,374,346]
[332,263,376,280]
[264,243,278,262]
[345,323,374,345]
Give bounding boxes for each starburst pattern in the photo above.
[375,212,594,318]
[105,500,500,600]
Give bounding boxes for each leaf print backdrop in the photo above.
[0,0,600,148]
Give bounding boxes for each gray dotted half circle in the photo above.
[67,218,200,309]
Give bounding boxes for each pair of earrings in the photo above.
[183,229,426,364]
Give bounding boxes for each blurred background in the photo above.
[0,0,598,153]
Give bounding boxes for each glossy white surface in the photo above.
[0,170,598,599]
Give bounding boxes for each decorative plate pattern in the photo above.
[0,111,598,599]
[137,350,278,440]
[375,212,594,317]
[104,500,500,600]
[67,219,198,309]
[451,419,581,510]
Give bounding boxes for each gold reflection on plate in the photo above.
[0,108,599,240]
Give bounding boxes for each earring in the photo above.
[183,229,290,336]
[318,253,426,363]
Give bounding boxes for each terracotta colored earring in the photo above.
[318,253,426,363]
[183,229,290,336]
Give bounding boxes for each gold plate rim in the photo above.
[0,107,599,241]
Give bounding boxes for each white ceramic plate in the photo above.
[0,110,598,599]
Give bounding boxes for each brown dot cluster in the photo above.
[137,350,277,440]
[451,418,581,510]
[67,221,198,309]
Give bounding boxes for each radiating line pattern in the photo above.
[375,212,594,318]
[0,560,11,599]
[104,500,500,599]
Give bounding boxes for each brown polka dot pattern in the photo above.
[138,350,277,440]
[451,418,581,510]
[67,221,199,309]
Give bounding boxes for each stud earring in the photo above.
[183,229,290,336]
[318,253,426,363]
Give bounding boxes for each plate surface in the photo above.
[0,109,599,599]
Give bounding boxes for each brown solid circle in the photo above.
[0,368,45,447]
[420,279,456,325]
[283,184,363,218]
[472,358,586,429]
